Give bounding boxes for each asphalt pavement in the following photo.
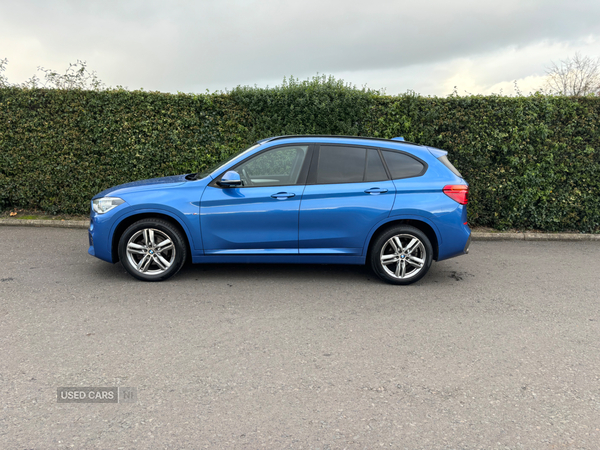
[1,226,599,449]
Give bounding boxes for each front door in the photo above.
[200,145,311,254]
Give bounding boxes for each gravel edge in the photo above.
[0,219,90,229]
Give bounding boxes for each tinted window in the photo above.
[317,146,365,184]
[365,149,388,182]
[382,151,425,179]
[236,145,308,186]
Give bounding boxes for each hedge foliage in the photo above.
[1,76,599,232]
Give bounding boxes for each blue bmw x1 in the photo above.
[89,135,470,285]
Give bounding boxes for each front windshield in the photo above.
[196,144,261,179]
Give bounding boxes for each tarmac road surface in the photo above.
[1,226,600,449]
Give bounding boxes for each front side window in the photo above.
[381,150,425,179]
[235,145,309,186]
[198,144,260,179]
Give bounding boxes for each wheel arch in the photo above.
[366,218,440,262]
[111,212,192,263]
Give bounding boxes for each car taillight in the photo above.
[443,185,469,205]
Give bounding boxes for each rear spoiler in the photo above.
[427,147,462,178]
[426,147,448,158]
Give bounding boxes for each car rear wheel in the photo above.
[370,225,433,285]
[118,218,187,281]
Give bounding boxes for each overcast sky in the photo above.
[1,0,600,96]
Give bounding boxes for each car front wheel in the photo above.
[118,218,187,281]
[370,225,433,285]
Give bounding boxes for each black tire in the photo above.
[118,218,187,282]
[369,225,433,285]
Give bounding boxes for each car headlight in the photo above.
[92,197,125,214]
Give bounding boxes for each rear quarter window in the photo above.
[381,151,426,179]
[437,155,463,178]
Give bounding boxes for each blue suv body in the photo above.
[89,135,470,284]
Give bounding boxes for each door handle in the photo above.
[364,188,388,195]
[271,192,296,199]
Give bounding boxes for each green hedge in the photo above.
[1,77,599,232]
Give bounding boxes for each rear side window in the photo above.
[381,151,425,179]
[317,146,365,184]
[316,146,390,184]
[365,149,388,182]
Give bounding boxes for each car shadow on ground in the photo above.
[177,261,373,283]
[87,257,467,287]
[174,260,465,286]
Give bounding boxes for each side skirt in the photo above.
[191,254,365,265]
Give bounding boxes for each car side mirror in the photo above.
[218,170,242,187]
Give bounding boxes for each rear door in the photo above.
[299,145,395,255]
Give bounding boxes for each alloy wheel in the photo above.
[125,228,176,275]
[379,234,426,280]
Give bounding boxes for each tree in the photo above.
[544,53,600,96]
[0,58,8,88]
[0,58,105,90]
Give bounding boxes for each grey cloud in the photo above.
[1,0,599,92]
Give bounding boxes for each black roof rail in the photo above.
[256,135,422,147]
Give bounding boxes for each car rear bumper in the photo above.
[464,233,471,254]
